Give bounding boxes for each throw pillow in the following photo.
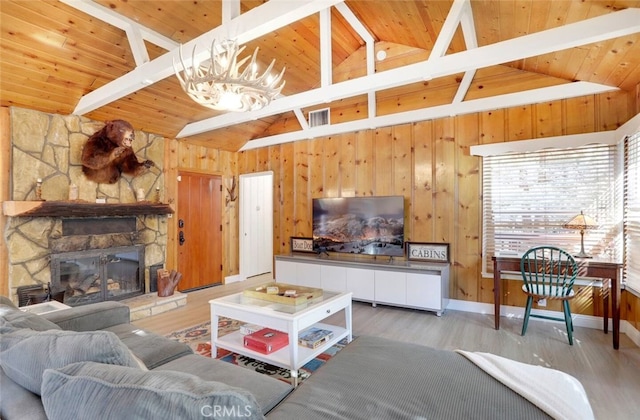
[0,304,61,331]
[0,329,139,395]
[42,361,264,420]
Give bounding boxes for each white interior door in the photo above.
[239,171,273,280]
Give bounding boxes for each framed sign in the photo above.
[406,242,449,263]
[290,237,315,254]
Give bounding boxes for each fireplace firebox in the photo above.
[50,245,145,306]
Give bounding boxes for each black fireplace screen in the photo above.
[50,245,144,306]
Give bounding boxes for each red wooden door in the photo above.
[177,172,222,291]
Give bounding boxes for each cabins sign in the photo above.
[406,242,450,263]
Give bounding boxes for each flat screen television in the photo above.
[312,196,405,256]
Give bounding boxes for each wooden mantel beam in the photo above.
[2,201,174,218]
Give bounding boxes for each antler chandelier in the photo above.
[174,39,286,112]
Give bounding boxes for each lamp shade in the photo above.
[563,211,597,231]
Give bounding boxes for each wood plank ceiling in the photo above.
[1,0,639,152]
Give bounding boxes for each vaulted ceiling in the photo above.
[2,0,640,152]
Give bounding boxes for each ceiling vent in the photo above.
[308,108,330,128]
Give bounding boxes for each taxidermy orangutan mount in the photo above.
[81,119,155,184]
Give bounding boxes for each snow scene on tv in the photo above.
[312,197,405,257]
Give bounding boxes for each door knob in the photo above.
[178,219,185,228]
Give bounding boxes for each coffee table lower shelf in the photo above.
[214,322,348,373]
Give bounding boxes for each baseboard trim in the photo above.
[224,274,242,284]
[448,298,621,331]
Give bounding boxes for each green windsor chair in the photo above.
[520,246,578,345]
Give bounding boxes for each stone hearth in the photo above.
[123,292,187,321]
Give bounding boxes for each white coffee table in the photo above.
[209,288,352,386]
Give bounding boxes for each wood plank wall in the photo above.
[0,108,10,297]
[237,90,638,318]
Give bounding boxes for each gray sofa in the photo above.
[1,297,590,420]
[0,297,292,419]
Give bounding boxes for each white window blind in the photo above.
[482,144,621,273]
[624,132,640,292]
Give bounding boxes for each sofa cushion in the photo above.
[43,301,130,331]
[0,329,139,395]
[267,335,549,419]
[103,323,193,369]
[41,361,265,420]
[0,304,61,331]
[0,368,48,420]
[157,354,293,415]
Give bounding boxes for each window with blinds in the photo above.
[482,144,621,273]
[624,132,640,292]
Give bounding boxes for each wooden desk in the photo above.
[492,256,622,349]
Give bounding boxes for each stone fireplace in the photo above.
[51,245,144,306]
[5,107,168,304]
[47,217,148,306]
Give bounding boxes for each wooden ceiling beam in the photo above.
[239,81,617,151]
[66,0,344,116]
[180,8,639,139]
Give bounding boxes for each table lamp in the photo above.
[563,211,597,258]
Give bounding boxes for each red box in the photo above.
[243,328,289,354]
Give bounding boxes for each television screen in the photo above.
[312,196,405,256]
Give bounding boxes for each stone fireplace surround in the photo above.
[5,107,168,304]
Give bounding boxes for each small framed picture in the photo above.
[406,242,449,263]
[290,237,315,254]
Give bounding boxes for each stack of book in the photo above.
[298,327,333,349]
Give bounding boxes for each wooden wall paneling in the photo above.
[377,79,461,113]
[204,146,220,172]
[178,142,194,168]
[294,140,311,235]
[433,118,456,243]
[622,291,640,332]
[392,124,413,197]
[534,100,563,138]
[269,146,283,255]
[411,120,434,242]
[339,133,357,197]
[392,124,413,239]
[433,118,457,295]
[506,105,533,141]
[0,107,10,297]
[480,109,507,144]
[326,95,369,125]
[323,136,341,197]
[164,138,180,274]
[257,147,270,172]
[309,137,324,199]
[598,90,636,131]
[564,95,596,135]
[573,285,599,317]
[220,151,238,277]
[373,127,394,196]
[354,130,374,197]
[237,150,254,175]
[280,143,295,254]
[455,114,481,302]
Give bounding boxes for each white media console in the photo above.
[275,254,450,316]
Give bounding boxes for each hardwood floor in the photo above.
[134,275,640,420]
